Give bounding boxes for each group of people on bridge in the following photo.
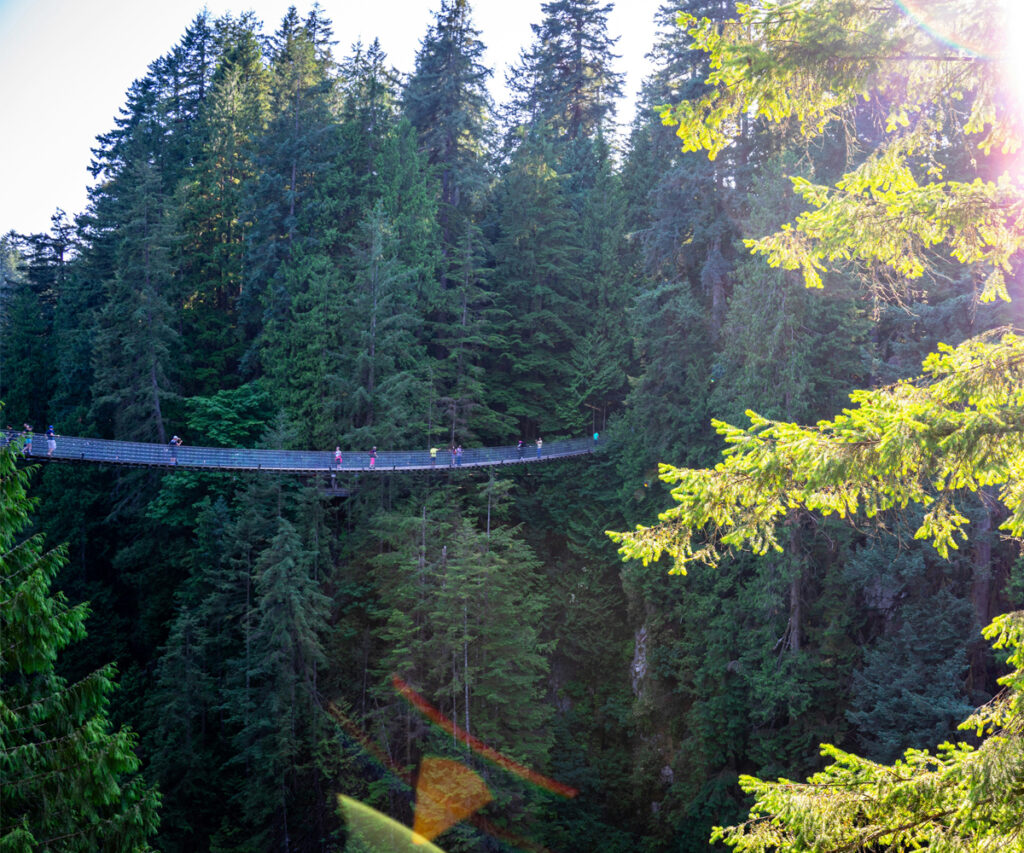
[3,424,58,457]
[5,424,601,473]
[329,437,554,470]
[421,438,546,467]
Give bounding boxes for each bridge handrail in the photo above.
[4,431,600,473]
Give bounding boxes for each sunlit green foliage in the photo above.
[613,2,1024,850]
[612,329,1024,571]
[662,0,1024,298]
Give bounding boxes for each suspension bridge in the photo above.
[6,432,600,473]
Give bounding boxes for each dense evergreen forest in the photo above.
[2,1,1022,850]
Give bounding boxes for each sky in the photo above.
[0,0,667,237]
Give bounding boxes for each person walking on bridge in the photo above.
[369,447,376,469]
[46,425,57,456]
[335,446,343,468]
[536,437,543,458]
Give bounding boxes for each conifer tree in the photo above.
[505,0,623,143]
[487,135,584,433]
[0,233,20,417]
[663,0,1023,301]
[152,466,341,851]
[612,0,1024,573]
[623,0,751,346]
[403,0,500,442]
[145,496,234,851]
[90,15,217,198]
[225,514,333,850]
[429,214,505,444]
[614,1,746,486]
[842,539,975,763]
[45,224,104,429]
[0,246,44,429]
[91,158,181,442]
[81,31,198,438]
[257,34,442,448]
[557,137,632,432]
[339,200,431,447]
[239,7,341,373]
[336,39,402,219]
[403,0,492,274]
[337,38,438,278]
[489,0,630,437]
[176,13,271,394]
[612,4,1024,848]
[370,490,553,773]
[262,247,346,445]
[0,441,160,850]
[149,13,218,187]
[0,213,74,428]
[711,611,1024,853]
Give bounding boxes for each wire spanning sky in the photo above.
[0,0,666,236]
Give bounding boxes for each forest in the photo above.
[2,0,1023,851]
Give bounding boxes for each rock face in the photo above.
[631,623,649,698]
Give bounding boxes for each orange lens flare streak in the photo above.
[413,757,492,842]
[326,701,557,853]
[391,675,579,799]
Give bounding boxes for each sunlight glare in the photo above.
[998,0,1024,120]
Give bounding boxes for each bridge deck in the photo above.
[5,433,598,473]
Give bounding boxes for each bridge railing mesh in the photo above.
[5,432,600,473]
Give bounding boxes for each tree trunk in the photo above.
[971,499,993,629]
[787,522,802,653]
[464,603,471,740]
[150,357,166,444]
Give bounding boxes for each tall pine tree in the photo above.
[403,0,500,443]
[0,443,160,850]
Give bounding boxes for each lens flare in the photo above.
[327,701,559,853]
[896,1,1024,115]
[338,795,449,852]
[996,2,1024,119]
[392,675,579,798]
[413,758,493,842]
[894,1,987,57]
